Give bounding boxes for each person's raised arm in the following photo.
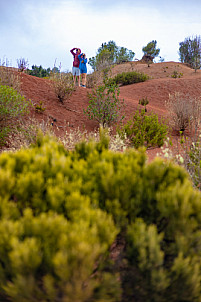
[70,48,76,55]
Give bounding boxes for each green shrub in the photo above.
[0,85,30,145]
[124,215,201,302]
[122,157,201,301]
[111,71,149,86]
[171,70,183,78]
[184,139,201,189]
[125,218,168,302]
[34,101,46,113]
[73,137,201,302]
[0,127,10,146]
[84,79,125,128]
[1,133,201,301]
[0,135,120,302]
[138,96,149,112]
[118,109,168,148]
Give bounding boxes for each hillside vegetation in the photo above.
[0,61,201,154]
[1,60,201,300]
[0,134,201,301]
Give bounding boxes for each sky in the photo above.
[1,0,201,72]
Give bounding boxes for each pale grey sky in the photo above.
[0,0,201,72]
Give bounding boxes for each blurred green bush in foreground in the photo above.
[0,132,201,301]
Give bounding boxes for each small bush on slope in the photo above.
[0,133,201,301]
[109,70,149,86]
[50,71,74,103]
[118,109,168,148]
[84,79,125,128]
[165,92,201,132]
[0,85,30,146]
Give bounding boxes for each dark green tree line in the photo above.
[27,65,52,78]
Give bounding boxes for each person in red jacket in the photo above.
[70,47,81,86]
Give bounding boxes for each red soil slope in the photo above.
[18,62,201,160]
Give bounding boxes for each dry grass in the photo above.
[165,92,201,133]
[86,70,108,88]
[1,117,128,154]
[0,66,21,92]
[60,126,128,152]
[50,72,74,103]
[1,117,54,152]
[86,72,101,88]
[157,132,201,190]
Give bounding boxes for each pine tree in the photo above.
[179,35,201,72]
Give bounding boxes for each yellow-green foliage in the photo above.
[123,159,201,302]
[0,85,30,145]
[111,71,149,86]
[0,135,119,301]
[118,109,168,148]
[1,133,201,301]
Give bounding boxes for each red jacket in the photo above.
[70,48,81,68]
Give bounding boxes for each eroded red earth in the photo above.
[18,62,201,161]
